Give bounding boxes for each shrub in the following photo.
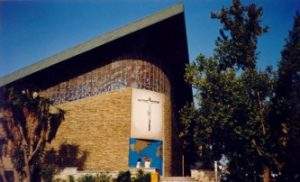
[96,172,111,182]
[132,170,150,182]
[78,175,95,182]
[68,175,75,182]
[116,171,131,182]
[78,173,111,182]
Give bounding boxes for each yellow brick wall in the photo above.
[50,88,132,171]
[49,87,173,175]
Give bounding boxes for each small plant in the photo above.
[78,174,95,182]
[78,173,111,182]
[68,175,75,182]
[96,172,111,182]
[117,171,131,182]
[132,170,150,182]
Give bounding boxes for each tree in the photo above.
[181,0,278,181]
[270,13,300,181]
[179,104,197,171]
[0,88,64,182]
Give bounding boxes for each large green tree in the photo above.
[270,13,300,181]
[0,88,64,182]
[181,0,279,181]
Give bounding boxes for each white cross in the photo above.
[137,97,160,131]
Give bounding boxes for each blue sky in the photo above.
[0,0,299,77]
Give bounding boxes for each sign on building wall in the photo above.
[128,138,162,174]
[131,89,164,140]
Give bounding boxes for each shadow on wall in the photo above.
[38,143,88,182]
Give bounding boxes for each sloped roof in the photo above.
[0,3,184,87]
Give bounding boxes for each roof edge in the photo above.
[0,3,184,87]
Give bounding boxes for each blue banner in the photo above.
[128,138,162,174]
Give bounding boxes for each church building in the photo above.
[0,4,192,176]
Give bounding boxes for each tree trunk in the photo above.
[0,159,8,182]
[0,170,7,182]
[262,166,270,182]
[13,169,22,182]
[23,164,31,182]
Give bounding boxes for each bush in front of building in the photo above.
[131,170,150,182]
[77,173,111,182]
[116,171,131,182]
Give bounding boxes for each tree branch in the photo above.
[257,92,266,135]
[251,139,264,156]
[28,130,46,163]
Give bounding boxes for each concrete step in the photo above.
[160,176,197,182]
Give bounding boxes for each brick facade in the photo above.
[49,88,173,175]
[50,88,132,171]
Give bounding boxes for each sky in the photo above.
[0,0,299,77]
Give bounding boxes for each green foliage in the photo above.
[179,104,197,162]
[78,173,111,182]
[211,0,268,70]
[68,175,75,182]
[96,173,112,182]
[181,0,279,181]
[270,13,300,181]
[78,175,97,182]
[78,175,95,182]
[131,170,150,182]
[116,171,131,182]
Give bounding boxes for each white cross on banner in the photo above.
[131,89,163,140]
[137,97,160,132]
